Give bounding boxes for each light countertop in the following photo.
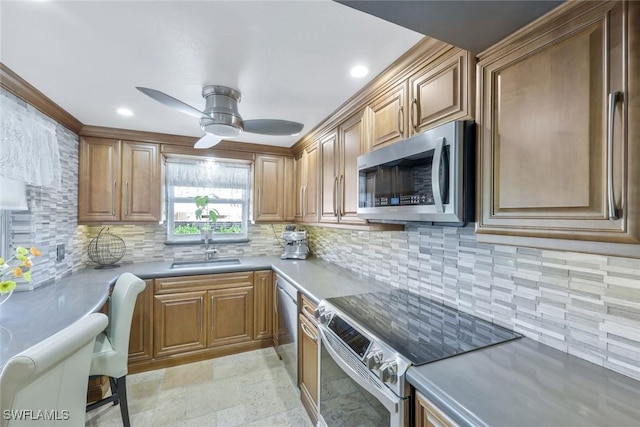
[2,256,639,427]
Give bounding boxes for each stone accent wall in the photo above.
[81,223,285,265]
[307,224,640,381]
[5,90,87,289]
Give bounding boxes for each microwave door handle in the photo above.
[432,137,445,213]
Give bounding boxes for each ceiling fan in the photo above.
[136,85,304,149]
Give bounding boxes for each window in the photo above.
[165,158,251,242]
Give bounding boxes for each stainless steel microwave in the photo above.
[357,120,475,223]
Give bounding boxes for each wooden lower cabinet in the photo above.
[207,285,254,347]
[128,279,153,363]
[153,291,207,357]
[414,390,458,427]
[254,270,273,340]
[298,295,319,424]
[129,271,274,373]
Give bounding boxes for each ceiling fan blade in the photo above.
[243,119,304,136]
[136,87,205,119]
[194,134,222,149]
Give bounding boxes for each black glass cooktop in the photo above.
[325,289,522,366]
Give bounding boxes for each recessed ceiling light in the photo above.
[116,107,133,117]
[350,65,369,78]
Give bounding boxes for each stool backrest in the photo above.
[0,313,108,427]
[106,272,146,359]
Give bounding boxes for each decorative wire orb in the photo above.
[88,227,126,269]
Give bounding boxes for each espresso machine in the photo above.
[280,225,309,260]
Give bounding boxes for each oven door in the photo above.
[317,325,409,427]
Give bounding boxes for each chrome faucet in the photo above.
[202,229,218,260]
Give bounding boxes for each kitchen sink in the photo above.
[170,259,241,269]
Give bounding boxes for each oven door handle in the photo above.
[318,325,400,413]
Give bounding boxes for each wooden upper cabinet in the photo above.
[121,141,161,222]
[477,1,640,255]
[296,144,319,223]
[78,137,121,222]
[254,154,284,222]
[339,112,368,225]
[319,130,339,223]
[409,48,474,135]
[366,80,408,151]
[78,137,160,223]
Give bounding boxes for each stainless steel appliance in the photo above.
[280,225,309,260]
[275,275,298,387]
[316,289,521,427]
[357,120,475,223]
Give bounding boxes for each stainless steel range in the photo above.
[316,289,522,427]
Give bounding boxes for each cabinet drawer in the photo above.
[155,272,254,294]
[300,294,317,324]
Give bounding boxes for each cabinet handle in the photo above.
[607,91,621,220]
[112,181,117,216]
[273,279,278,314]
[397,106,404,135]
[432,137,445,213]
[300,321,317,343]
[303,186,307,218]
[339,175,345,216]
[333,176,338,216]
[257,187,261,216]
[124,181,129,216]
[411,98,418,131]
[299,186,304,217]
[301,303,316,320]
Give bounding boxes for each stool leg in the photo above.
[108,377,119,406]
[116,376,131,427]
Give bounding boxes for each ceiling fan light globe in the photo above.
[202,122,242,137]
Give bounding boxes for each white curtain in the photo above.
[0,92,62,189]
[165,157,250,189]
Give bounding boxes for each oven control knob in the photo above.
[379,361,398,384]
[365,350,384,370]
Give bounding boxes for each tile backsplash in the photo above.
[307,224,640,381]
[80,223,285,265]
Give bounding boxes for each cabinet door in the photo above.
[207,285,254,347]
[272,274,280,348]
[121,141,161,222]
[367,80,408,150]
[153,291,206,357]
[298,313,319,423]
[78,137,121,222]
[283,156,295,221]
[128,279,153,364]
[319,131,339,223]
[409,49,473,135]
[339,112,368,225]
[254,154,285,222]
[304,144,319,222]
[414,390,457,427]
[477,1,639,250]
[253,270,273,340]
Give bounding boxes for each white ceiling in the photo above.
[0,0,423,147]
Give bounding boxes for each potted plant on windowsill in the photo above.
[194,195,219,242]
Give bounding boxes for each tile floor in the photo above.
[85,348,314,427]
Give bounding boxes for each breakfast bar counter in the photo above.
[0,256,387,366]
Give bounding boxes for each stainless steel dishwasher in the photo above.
[275,274,298,388]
